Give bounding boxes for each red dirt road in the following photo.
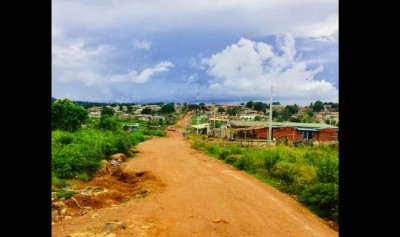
[52,127,338,236]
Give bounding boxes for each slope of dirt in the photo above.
[52,118,338,237]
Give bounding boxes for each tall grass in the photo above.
[190,139,339,223]
[52,128,146,185]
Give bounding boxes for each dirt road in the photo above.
[52,126,338,236]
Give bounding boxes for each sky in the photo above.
[52,0,338,106]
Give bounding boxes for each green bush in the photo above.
[316,155,338,183]
[98,115,119,131]
[219,149,231,160]
[142,129,166,137]
[207,146,221,157]
[264,153,280,172]
[52,128,146,182]
[192,141,206,151]
[299,182,339,221]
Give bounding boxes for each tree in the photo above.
[119,105,123,111]
[98,115,119,132]
[227,107,240,116]
[141,107,152,114]
[254,102,267,112]
[240,102,245,106]
[217,107,226,113]
[246,101,254,108]
[272,102,281,105]
[126,105,133,113]
[285,104,299,115]
[101,106,115,116]
[160,103,175,114]
[312,100,324,112]
[188,104,200,111]
[52,98,88,132]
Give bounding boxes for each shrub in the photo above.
[142,130,164,137]
[299,182,339,221]
[207,146,221,156]
[264,153,280,172]
[219,150,231,160]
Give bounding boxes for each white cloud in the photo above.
[133,39,152,50]
[53,39,173,86]
[52,39,108,86]
[202,33,338,101]
[135,61,174,83]
[53,0,338,38]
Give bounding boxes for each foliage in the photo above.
[142,129,166,137]
[217,107,226,113]
[53,189,77,199]
[227,107,240,116]
[141,107,152,114]
[254,102,268,112]
[188,135,339,223]
[188,104,200,111]
[312,100,324,112]
[126,105,133,113]
[52,98,88,132]
[299,183,339,221]
[246,101,254,108]
[101,106,115,116]
[98,115,119,132]
[52,129,146,181]
[160,103,175,114]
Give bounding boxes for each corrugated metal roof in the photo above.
[296,127,319,132]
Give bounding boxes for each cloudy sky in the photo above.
[52,0,338,105]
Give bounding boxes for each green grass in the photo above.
[189,136,339,223]
[53,189,77,199]
[52,128,146,183]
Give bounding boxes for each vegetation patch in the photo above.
[188,135,339,224]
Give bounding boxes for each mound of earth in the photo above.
[52,156,164,223]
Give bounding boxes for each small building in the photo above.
[122,123,139,131]
[229,121,338,142]
[191,123,210,135]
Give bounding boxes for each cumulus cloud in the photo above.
[52,39,108,86]
[133,39,152,50]
[201,33,338,101]
[135,61,174,83]
[53,39,173,86]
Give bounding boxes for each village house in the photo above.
[228,121,338,142]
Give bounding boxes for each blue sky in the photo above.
[52,0,338,106]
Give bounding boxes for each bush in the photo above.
[264,153,280,172]
[299,182,339,221]
[52,128,146,182]
[142,130,166,137]
[219,150,231,160]
[98,115,119,132]
[207,146,221,157]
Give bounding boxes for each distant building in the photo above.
[229,121,338,142]
[122,123,139,131]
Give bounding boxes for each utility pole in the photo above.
[214,106,216,129]
[268,86,273,143]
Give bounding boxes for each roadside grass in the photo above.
[188,134,339,223]
[52,122,166,189]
